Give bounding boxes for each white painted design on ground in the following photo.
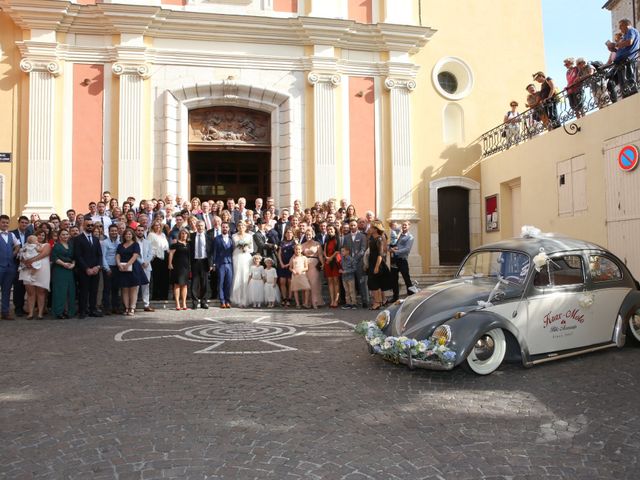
[114,315,354,355]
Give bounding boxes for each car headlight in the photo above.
[432,325,452,345]
[376,310,391,330]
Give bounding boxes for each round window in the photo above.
[432,57,474,100]
[437,72,458,94]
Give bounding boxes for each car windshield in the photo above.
[457,250,530,285]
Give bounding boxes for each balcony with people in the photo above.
[478,18,638,159]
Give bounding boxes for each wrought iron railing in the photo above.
[479,54,639,158]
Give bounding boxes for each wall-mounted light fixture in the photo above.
[80,78,91,86]
[355,90,364,97]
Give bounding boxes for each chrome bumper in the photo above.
[368,344,455,371]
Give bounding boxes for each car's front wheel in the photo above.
[464,328,506,375]
[628,311,640,345]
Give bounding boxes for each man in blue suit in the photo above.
[212,222,234,308]
[0,215,20,320]
[74,218,104,318]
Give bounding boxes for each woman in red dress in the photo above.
[323,225,341,308]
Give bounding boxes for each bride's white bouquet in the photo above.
[236,239,250,253]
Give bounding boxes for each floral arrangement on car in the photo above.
[235,240,250,253]
[355,321,457,364]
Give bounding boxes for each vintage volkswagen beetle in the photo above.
[356,232,640,375]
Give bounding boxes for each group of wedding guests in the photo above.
[0,193,416,319]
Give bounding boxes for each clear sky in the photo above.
[542,0,613,87]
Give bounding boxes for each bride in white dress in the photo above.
[231,221,254,307]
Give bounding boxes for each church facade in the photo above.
[0,0,545,273]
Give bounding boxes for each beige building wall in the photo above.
[410,0,545,269]
[481,94,640,262]
[0,13,21,216]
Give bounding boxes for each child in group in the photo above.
[339,245,358,310]
[18,235,42,283]
[248,254,265,308]
[289,243,311,308]
[263,257,279,308]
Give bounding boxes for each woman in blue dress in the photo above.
[116,227,149,316]
[277,228,296,307]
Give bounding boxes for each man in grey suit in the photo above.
[341,219,369,308]
[390,220,415,300]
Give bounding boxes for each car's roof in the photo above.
[476,234,608,257]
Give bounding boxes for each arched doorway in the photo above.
[437,186,470,265]
[188,106,271,203]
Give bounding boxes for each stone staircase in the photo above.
[411,265,458,289]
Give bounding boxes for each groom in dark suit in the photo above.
[211,222,234,308]
[74,219,103,318]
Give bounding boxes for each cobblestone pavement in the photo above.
[1,306,639,480]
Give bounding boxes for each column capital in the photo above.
[112,63,151,79]
[19,58,62,77]
[384,77,416,92]
[307,71,342,87]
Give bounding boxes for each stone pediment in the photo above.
[188,107,270,147]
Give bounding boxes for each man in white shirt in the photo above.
[190,220,212,309]
[254,198,263,217]
[135,225,154,312]
[92,201,112,229]
[101,224,121,314]
[197,202,214,231]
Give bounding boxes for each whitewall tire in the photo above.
[465,328,506,375]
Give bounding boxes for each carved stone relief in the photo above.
[189,107,270,146]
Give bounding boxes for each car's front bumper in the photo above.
[366,343,456,370]
[356,321,457,371]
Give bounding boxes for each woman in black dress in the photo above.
[116,227,149,316]
[168,228,190,310]
[367,220,390,310]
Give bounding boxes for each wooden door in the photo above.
[438,186,470,265]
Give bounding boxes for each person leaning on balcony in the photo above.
[525,83,545,131]
[564,58,584,118]
[607,19,639,103]
[576,58,601,109]
[533,71,558,128]
[503,101,520,145]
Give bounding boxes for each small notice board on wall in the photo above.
[485,194,499,232]
[0,153,11,162]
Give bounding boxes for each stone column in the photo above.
[19,58,61,216]
[385,77,418,220]
[308,71,341,202]
[385,77,422,273]
[112,63,150,202]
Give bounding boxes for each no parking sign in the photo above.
[618,145,639,172]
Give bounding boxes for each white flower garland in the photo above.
[355,321,457,364]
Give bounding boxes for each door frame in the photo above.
[188,148,271,202]
[429,176,481,267]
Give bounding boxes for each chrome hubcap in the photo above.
[473,335,495,361]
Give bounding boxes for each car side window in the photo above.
[533,254,584,287]
[588,255,622,282]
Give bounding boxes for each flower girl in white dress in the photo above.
[248,254,265,308]
[263,258,279,308]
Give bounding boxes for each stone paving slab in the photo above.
[1,307,639,479]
